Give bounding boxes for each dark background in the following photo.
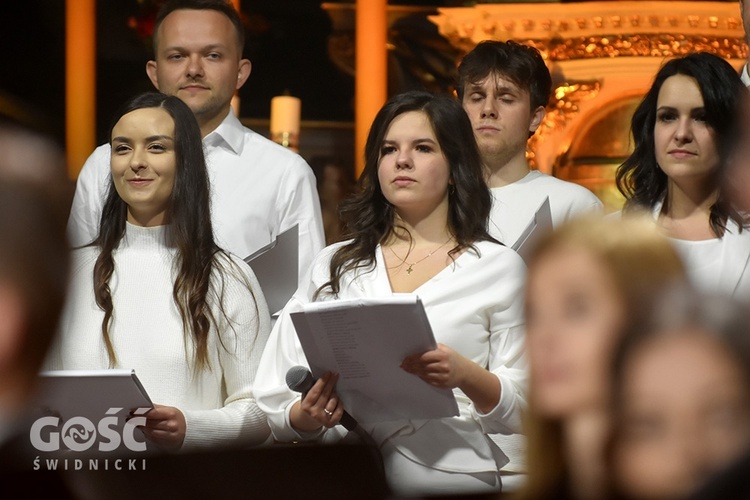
[1,0,738,149]
[0,0,465,148]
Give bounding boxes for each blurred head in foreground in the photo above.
[0,119,65,184]
[726,90,750,214]
[0,118,71,217]
[610,287,750,499]
[522,215,686,499]
[0,182,69,419]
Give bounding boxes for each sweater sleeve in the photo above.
[181,254,272,449]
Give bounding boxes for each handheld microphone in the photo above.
[285,365,315,395]
[285,366,359,431]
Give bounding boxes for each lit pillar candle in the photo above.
[270,95,301,153]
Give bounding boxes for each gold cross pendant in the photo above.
[406,265,414,275]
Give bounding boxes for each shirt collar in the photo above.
[203,108,245,155]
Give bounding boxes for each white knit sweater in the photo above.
[49,223,272,449]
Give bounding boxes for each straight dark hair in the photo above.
[93,92,225,371]
[153,0,245,54]
[457,40,552,111]
[316,91,495,298]
[615,52,746,237]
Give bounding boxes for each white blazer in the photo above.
[255,239,527,474]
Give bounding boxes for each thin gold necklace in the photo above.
[388,236,453,275]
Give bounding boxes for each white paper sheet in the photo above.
[511,196,552,263]
[245,224,299,316]
[290,295,459,423]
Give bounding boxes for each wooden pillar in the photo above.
[355,0,387,177]
[65,0,96,179]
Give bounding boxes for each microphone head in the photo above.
[286,365,315,393]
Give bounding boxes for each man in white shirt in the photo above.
[740,0,750,85]
[458,41,602,248]
[67,0,324,288]
[457,40,601,491]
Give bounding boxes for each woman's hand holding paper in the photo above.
[401,343,501,414]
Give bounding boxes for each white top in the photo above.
[670,238,723,293]
[489,170,602,247]
[668,220,750,300]
[48,223,272,449]
[741,64,750,87]
[622,204,750,300]
[255,239,527,475]
[66,110,325,289]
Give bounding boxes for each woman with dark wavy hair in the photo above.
[616,52,750,298]
[50,92,271,450]
[257,91,526,496]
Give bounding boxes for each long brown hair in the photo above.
[93,92,238,371]
[316,91,495,299]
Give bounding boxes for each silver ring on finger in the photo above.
[324,409,333,416]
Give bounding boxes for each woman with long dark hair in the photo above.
[50,93,271,450]
[616,52,750,298]
[256,91,526,496]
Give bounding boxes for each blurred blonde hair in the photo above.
[519,213,686,499]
